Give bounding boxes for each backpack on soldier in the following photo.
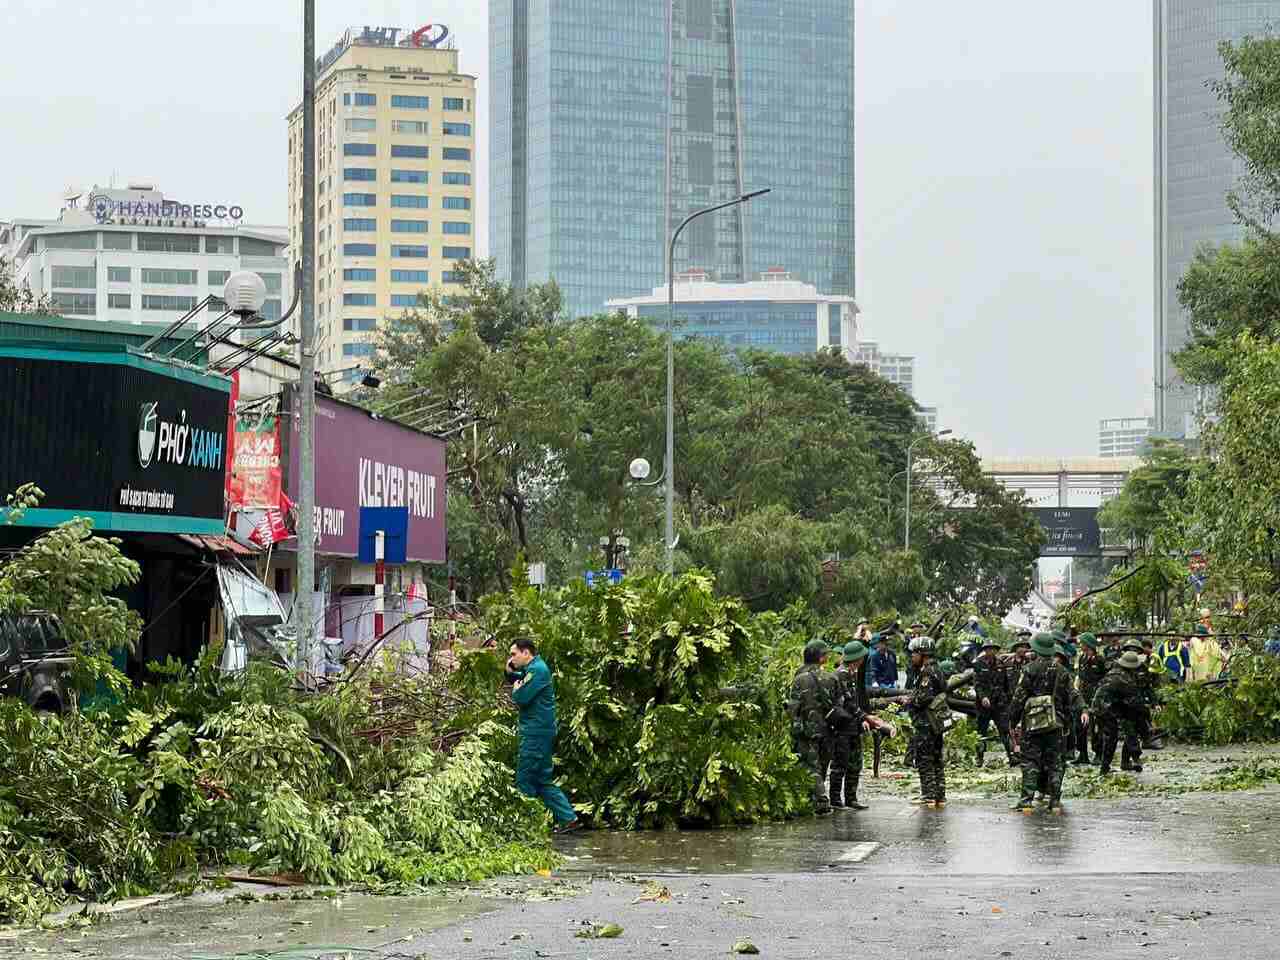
[1022,666,1060,734]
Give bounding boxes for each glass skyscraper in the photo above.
[1155,1,1280,435]
[490,0,855,319]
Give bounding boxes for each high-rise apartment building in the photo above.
[1099,417,1154,458]
[607,270,858,358]
[1,185,288,326]
[852,341,915,396]
[1154,1,1280,436]
[288,24,476,377]
[491,0,855,319]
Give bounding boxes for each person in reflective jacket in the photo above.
[506,637,580,833]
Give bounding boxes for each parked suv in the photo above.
[0,612,71,712]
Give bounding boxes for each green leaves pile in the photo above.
[1159,650,1280,744]
[0,658,554,927]
[460,571,814,829]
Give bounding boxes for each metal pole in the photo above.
[664,189,770,575]
[666,232,676,575]
[374,530,385,639]
[296,0,317,679]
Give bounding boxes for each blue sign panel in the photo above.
[358,506,408,564]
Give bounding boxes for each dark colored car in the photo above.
[0,612,71,712]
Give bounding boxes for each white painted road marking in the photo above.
[838,842,880,862]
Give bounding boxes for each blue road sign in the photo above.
[358,506,409,564]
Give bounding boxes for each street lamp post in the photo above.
[904,429,953,551]
[665,189,770,574]
[297,0,318,679]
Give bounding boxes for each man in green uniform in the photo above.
[1003,635,1032,762]
[1075,634,1109,764]
[1009,633,1088,813]
[789,639,844,816]
[972,638,1016,766]
[830,641,894,810]
[1053,641,1081,768]
[1092,651,1152,774]
[905,637,948,808]
[506,638,581,832]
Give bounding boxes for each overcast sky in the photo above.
[0,1,1155,458]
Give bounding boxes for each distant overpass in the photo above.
[981,456,1141,507]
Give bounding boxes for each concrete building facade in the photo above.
[607,272,858,358]
[491,0,855,319]
[1099,416,1154,458]
[1154,0,1280,436]
[1,185,288,328]
[288,25,477,379]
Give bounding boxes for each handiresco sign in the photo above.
[1032,508,1102,557]
[283,386,445,563]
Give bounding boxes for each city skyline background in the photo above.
[1,1,1160,457]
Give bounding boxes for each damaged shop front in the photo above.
[224,382,445,674]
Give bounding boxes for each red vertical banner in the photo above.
[227,390,283,510]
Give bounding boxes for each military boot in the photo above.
[847,773,869,810]
[829,772,846,808]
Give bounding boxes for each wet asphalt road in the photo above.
[9,776,1280,959]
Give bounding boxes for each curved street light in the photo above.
[664,189,771,573]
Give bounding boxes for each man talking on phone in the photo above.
[506,637,581,834]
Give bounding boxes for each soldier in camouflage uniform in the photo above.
[1009,633,1088,812]
[789,639,845,815]
[972,638,1016,766]
[1075,634,1108,764]
[1053,641,1081,769]
[1092,651,1152,774]
[1002,635,1032,762]
[904,636,948,807]
[830,641,894,810]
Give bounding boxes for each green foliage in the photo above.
[912,439,1044,615]
[1,487,142,699]
[370,281,1040,616]
[1159,650,1280,744]
[1097,440,1194,547]
[467,571,813,828]
[686,506,827,611]
[0,257,49,314]
[0,657,555,926]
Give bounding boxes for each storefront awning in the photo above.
[176,534,258,556]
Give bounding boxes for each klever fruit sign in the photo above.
[0,347,231,533]
[282,385,445,563]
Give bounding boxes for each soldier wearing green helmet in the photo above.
[1076,634,1108,764]
[1009,633,1088,812]
[972,637,1016,766]
[787,639,846,816]
[1091,649,1153,775]
[899,636,949,808]
[829,640,895,810]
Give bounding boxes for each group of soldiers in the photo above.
[788,623,1157,815]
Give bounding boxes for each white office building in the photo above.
[607,271,859,359]
[854,339,939,430]
[1099,417,1154,459]
[1,184,289,328]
